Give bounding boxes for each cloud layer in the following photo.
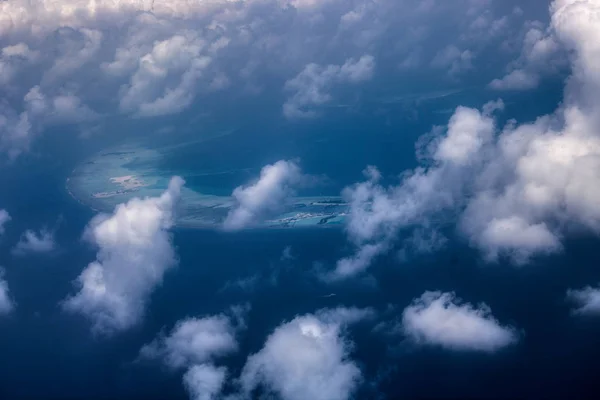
[402,291,518,352]
[0,0,540,159]
[63,177,184,334]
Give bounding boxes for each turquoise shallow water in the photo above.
[67,140,349,228]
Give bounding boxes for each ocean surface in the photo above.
[3,80,599,399]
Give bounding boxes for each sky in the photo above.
[2,0,600,399]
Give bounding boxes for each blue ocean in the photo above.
[2,77,600,399]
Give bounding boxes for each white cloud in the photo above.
[24,85,97,123]
[142,310,245,400]
[476,216,561,263]
[240,307,372,400]
[330,242,386,280]
[402,291,518,352]
[0,0,537,159]
[0,271,14,315]
[283,55,375,119]
[434,105,497,165]
[0,84,96,160]
[334,104,498,277]
[0,210,10,235]
[567,285,600,315]
[63,176,184,334]
[489,69,540,90]
[12,228,56,256]
[183,364,227,400]
[224,160,305,230]
[490,21,564,91]
[118,32,214,117]
[141,315,238,369]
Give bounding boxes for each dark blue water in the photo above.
[146,83,565,199]
[4,81,599,399]
[2,157,600,399]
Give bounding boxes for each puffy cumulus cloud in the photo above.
[0,83,96,160]
[334,104,499,277]
[0,0,533,159]
[330,242,386,280]
[117,31,214,117]
[490,20,565,91]
[283,55,375,119]
[475,216,561,264]
[183,364,227,400]
[0,209,10,235]
[402,291,518,352]
[141,308,247,400]
[12,228,56,256]
[0,270,14,315]
[489,68,540,91]
[333,0,600,274]
[43,28,103,83]
[140,315,238,369]
[567,285,600,316]
[240,307,373,400]
[24,86,97,124]
[63,176,184,334]
[224,160,305,230]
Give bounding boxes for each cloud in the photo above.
[0,0,537,159]
[329,242,386,280]
[0,270,14,315]
[475,216,562,264]
[63,176,184,334]
[142,309,246,400]
[0,84,96,160]
[224,160,305,230]
[0,43,39,85]
[0,210,10,235]
[140,315,238,369]
[283,55,375,119]
[334,104,499,277]
[567,285,600,315]
[489,69,540,90]
[183,364,227,400]
[332,0,600,274]
[240,307,372,400]
[12,228,56,256]
[490,20,564,91]
[117,31,214,117]
[402,291,518,352]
